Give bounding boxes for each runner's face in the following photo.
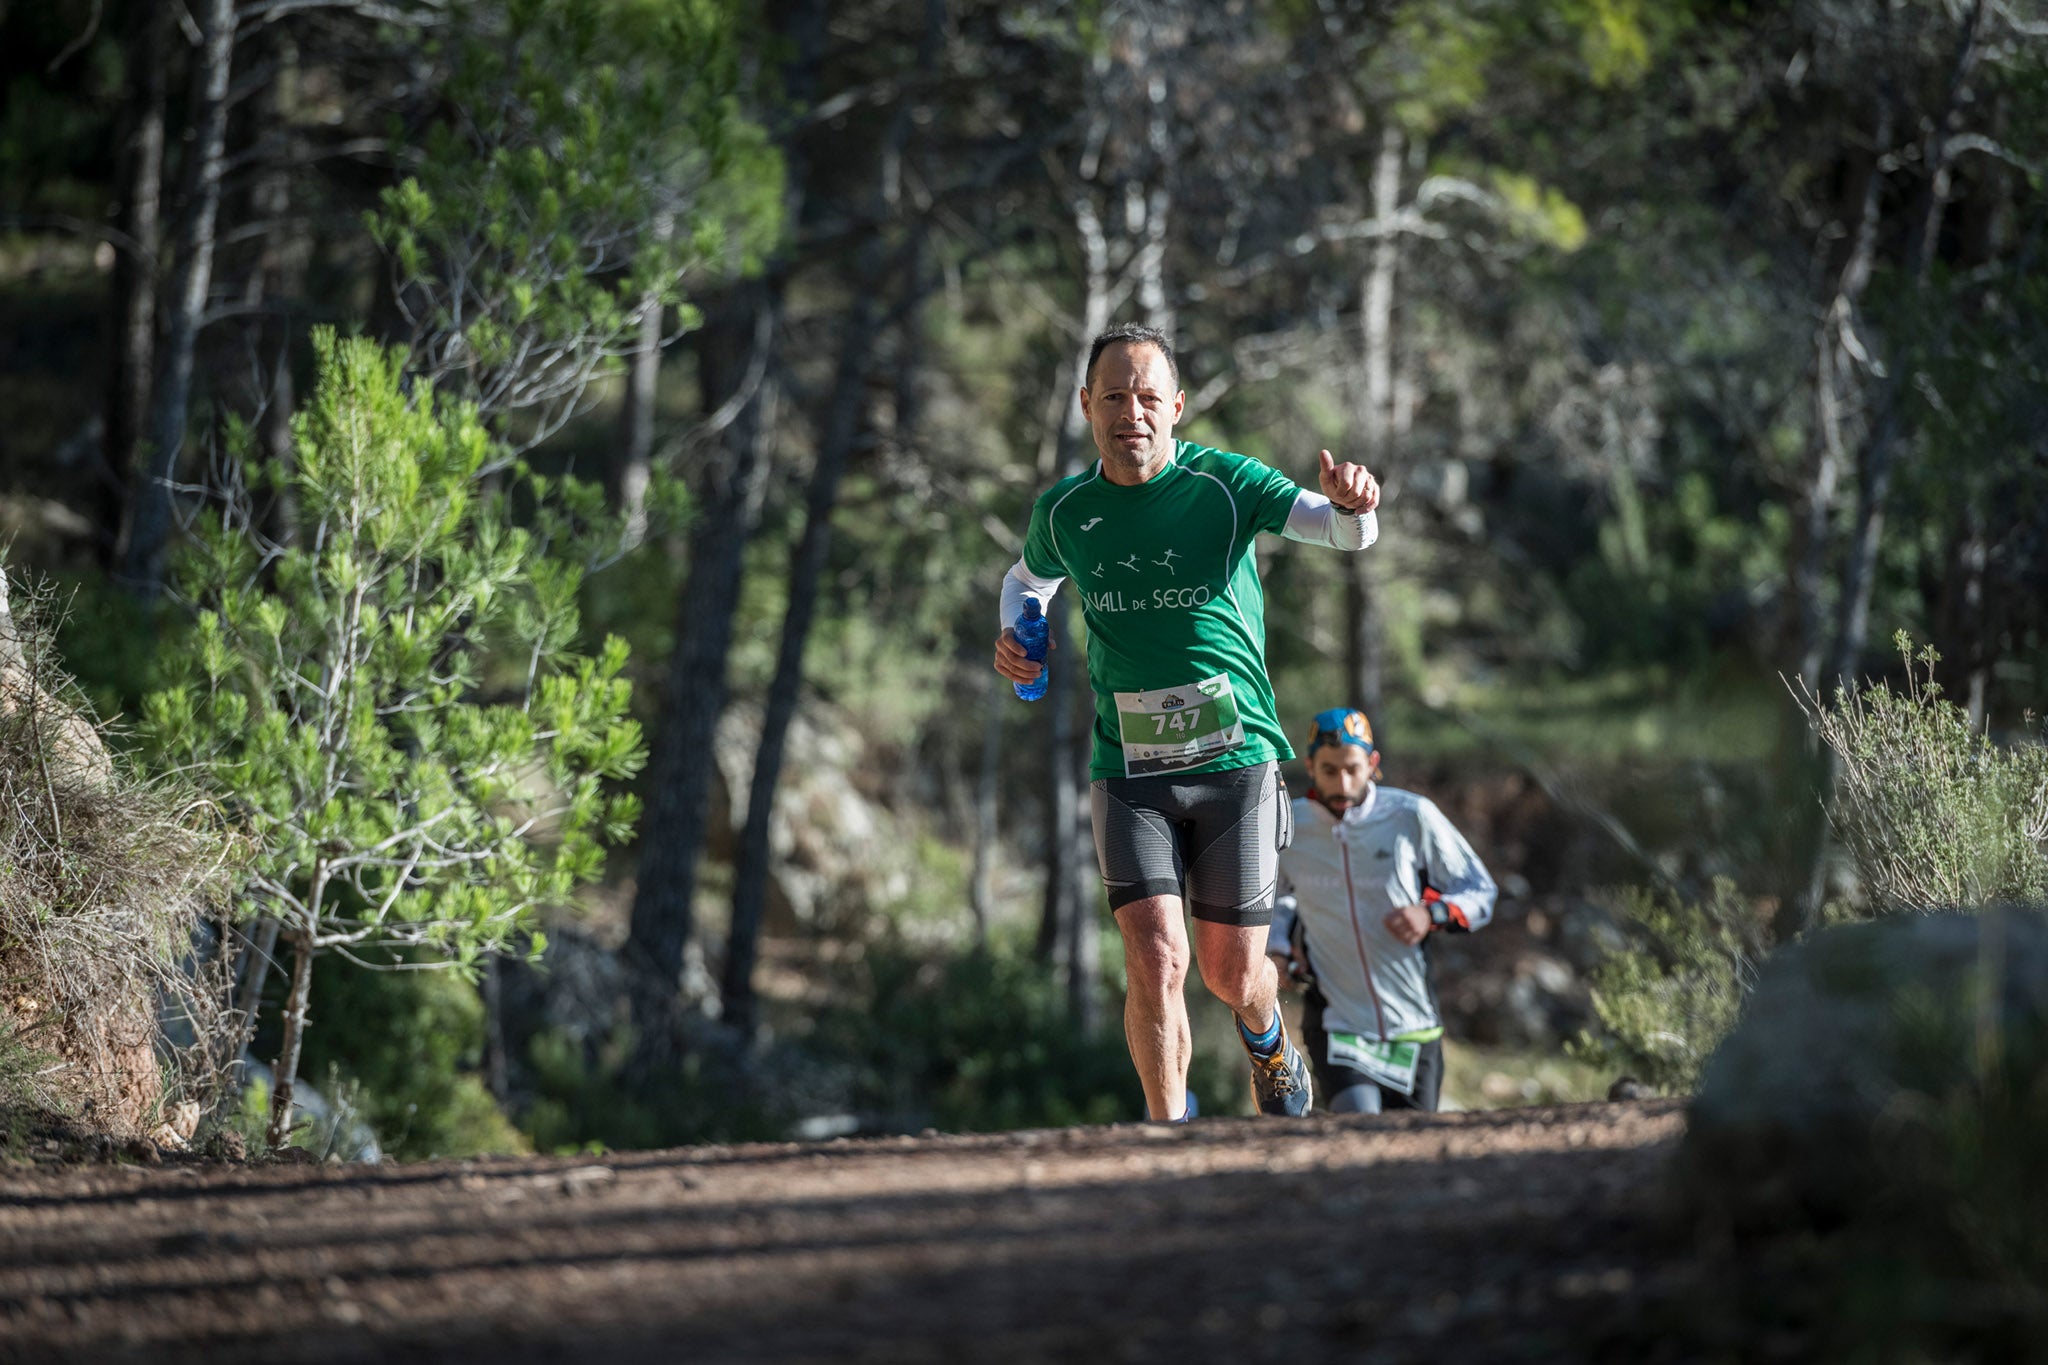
[1310,746,1376,813]
[1080,343,1184,484]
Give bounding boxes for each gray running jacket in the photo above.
[1269,784,1497,1043]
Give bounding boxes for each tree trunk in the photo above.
[617,211,675,552]
[265,924,315,1150]
[968,670,999,947]
[720,0,943,1038]
[626,283,778,1055]
[1827,0,1985,691]
[1345,123,1402,717]
[229,914,280,1064]
[1038,208,1108,1027]
[1791,101,1889,687]
[121,0,237,595]
[722,277,881,1036]
[1935,506,1991,730]
[247,26,305,546]
[97,0,169,568]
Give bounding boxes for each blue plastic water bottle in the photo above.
[1013,597,1050,701]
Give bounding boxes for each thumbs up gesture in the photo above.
[1317,450,1380,514]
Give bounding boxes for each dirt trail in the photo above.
[0,1101,1686,1364]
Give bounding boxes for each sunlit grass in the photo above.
[1380,661,1789,768]
[1441,1039,1612,1110]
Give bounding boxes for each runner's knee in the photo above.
[1117,898,1189,995]
[1191,922,1272,1012]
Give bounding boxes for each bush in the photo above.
[144,331,645,1147]
[815,934,1163,1132]
[1574,878,1764,1093]
[292,958,529,1160]
[1804,633,2048,915]
[1580,634,2048,1096]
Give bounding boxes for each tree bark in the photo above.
[1827,0,1985,691]
[96,0,169,569]
[626,283,778,1055]
[121,0,238,595]
[968,670,999,947]
[1345,123,1402,717]
[722,280,881,1036]
[246,26,306,547]
[1791,98,1889,688]
[1038,193,1109,1030]
[265,924,315,1150]
[617,211,676,552]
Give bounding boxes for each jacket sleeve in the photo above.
[1416,798,1497,932]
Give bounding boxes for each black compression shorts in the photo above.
[1089,760,1291,927]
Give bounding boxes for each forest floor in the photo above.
[0,1100,1699,1364]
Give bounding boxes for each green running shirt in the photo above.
[1021,440,1302,780]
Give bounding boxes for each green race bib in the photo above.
[1328,1033,1421,1095]
[1113,674,1246,777]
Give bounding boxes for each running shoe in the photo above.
[1247,1028,1314,1117]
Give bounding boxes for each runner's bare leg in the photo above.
[1115,894,1192,1120]
[1193,920,1280,1037]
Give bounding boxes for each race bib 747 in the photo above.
[1112,674,1246,777]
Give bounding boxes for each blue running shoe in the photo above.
[1247,1026,1314,1117]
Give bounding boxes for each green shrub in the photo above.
[1574,877,1764,1093]
[1580,635,2048,1096]
[1806,633,2048,915]
[144,332,645,1147]
[293,957,528,1160]
[815,933,1166,1132]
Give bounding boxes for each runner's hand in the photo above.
[993,626,1054,684]
[1384,904,1431,947]
[1317,449,1380,514]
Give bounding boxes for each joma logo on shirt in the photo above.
[1085,585,1215,613]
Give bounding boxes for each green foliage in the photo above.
[370,0,783,437]
[815,935,1145,1132]
[519,1022,783,1153]
[1566,470,1789,667]
[1808,635,2048,915]
[1575,878,1763,1093]
[296,958,529,1159]
[144,329,645,996]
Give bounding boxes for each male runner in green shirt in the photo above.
[992,323,1381,1121]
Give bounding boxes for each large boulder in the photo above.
[707,702,917,933]
[1680,906,2048,1227]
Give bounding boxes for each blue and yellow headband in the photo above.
[1306,707,1374,759]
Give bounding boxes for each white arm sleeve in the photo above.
[1281,490,1378,550]
[998,558,1066,631]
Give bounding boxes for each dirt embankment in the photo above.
[0,1101,1686,1364]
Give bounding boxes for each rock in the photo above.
[708,702,918,933]
[1607,1075,1654,1101]
[203,1129,248,1162]
[1681,907,2048,1228]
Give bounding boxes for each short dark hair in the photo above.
[1085,324,1179,389]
